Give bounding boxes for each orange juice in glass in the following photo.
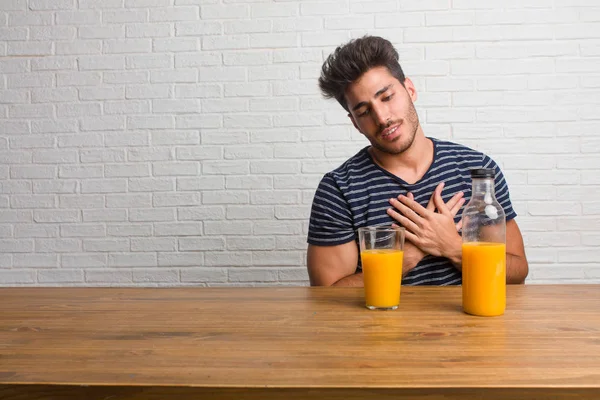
[462,242,506,316]
[358,226,405,310]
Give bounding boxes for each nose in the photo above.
[371,104,390,127]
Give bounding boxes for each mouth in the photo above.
[380,124,401,141]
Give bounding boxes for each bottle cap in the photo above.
[470,168,495,179]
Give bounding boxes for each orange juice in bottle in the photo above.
[461,168,506,317]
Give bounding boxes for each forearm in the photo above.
[332,272,364,287]
[506,253,528,284]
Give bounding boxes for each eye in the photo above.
[382,94,394,102]
[357,109,370,117]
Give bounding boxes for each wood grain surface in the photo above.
[0,285,599,399]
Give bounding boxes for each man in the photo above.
[307,35,528,287]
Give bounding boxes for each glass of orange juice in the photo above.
[357,226,405,310]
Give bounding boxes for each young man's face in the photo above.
[344,66,420,155]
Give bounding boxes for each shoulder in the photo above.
[320,146,373,186]
[431,138,496,169]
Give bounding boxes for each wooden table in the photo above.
[0,285,599,399]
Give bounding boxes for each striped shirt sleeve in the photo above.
[307,173,356,246]
[482,154,517,221]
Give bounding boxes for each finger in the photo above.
[398,194,431,220]
[387,207,420,233]
[449,197,466,217]
[390,197,424,227]
[445,191,464,214]
[404,230,420,247]
[407,192,414,201]
[456,219,463,232]
[433,188,452,217]
[427,183,444,211]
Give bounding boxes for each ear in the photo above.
[403,77,418,103]
[348,112,363,134]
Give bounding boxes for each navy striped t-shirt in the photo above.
[307,138,517,286]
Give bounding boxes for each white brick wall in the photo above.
[0,0,599,286]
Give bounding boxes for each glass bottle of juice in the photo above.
[461,168,506,317]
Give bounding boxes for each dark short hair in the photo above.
[318,35,406,112]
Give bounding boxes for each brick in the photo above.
[85,269,132,283]
[301,31,348,47]
[127,147,172,161]
[0,180,31,196]
[79,55,126,70]
[105,100,150,115]
[126,84,172,99]
[226,176,272,189]
[202,35,250,50]
[229,268,277,282]
[31,26,75,40]
[202,4,248,19]
[177,176,223,190]
[130,208,174,222]
[253,221,302,235]
[7,73,53,88]
[127,54,172,69]
[35,239,81,253]
[153,192,201,206]
[55,10,101,24]
[151,69,197,83]
[202,191,249,205]
[14,224,58,238]
[152,99,199,113]
[0,210,32,223]
[109,252,157,267]
[156,38,198,53]
[202,161,248,175]
[57,71,101,86]
[104,38,152,54]
[0,239,33,252]
[175,84,221,98]
[107,223,152,237]
[224,82,269,97]
[106,132,150,147]
[0,88,27,103]
[153,162,199,176]
[133,269,179,283]
[0,0,27,10]
[106,193,152,208]
[84,239,129,252]
[131,238,177,251]
[251,190,299,205]
[9,104,53,119]
[178,206,224,221]
[176,21,221,36]
[227,237,275,251]
[61,224,106,237]
[205,251,252,267]
[81,179,127,194]
[226,205,273,220]
[181,268,227,282]
[56,41,102,55]
[250,160,300,174]
[0,27,27,40]
[34,210,80,223]
[59,194,105,208]
[176,146,222,162]
[279,268,309,282]
[33,180,77,194]
[177,115,222,129]
[0,270,36,283]
[31,88,77,103]
[127,116,174,129]
[129,177,174,192]
[103,10,147,23]
[11,195,55,209]
[59,165,103,179]
[250,32,297,48]
[149,7,199,22]
[79,25,124,39]
[126,23,171,38]
[38,269,83,283]
[63,253,107,268]
[83,209,127,222]
[29,0,74,10]
[154,222,202,236]
[158,253,203,268]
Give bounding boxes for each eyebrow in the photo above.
[351,84,393,112]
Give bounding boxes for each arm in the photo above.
[444,219,528,283]
[307,240,426,287]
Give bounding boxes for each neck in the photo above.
[369,127,433,184]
